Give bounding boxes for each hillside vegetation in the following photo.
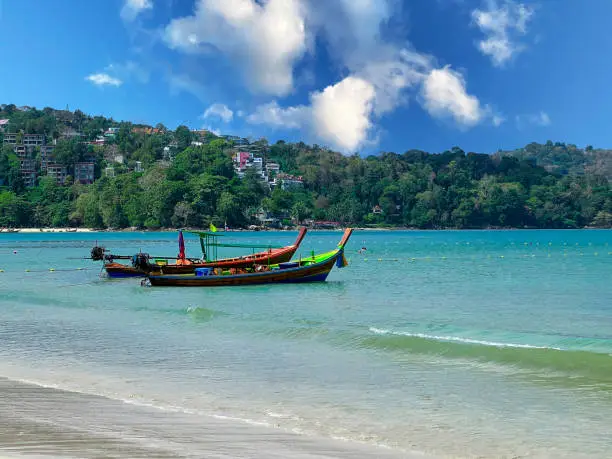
[0,104,610,229]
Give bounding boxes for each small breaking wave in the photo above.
[361,327,612,389]
[369,327,562,350]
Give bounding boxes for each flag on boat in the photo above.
[178,230,185,260]
[336,250,349,268]
[210,223,217,233]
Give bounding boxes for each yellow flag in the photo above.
[210,223,217,232]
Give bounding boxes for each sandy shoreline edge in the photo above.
[0,376,430,459]
[2,227,359,233]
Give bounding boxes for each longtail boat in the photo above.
[144,228,353,287]
[97,227,308,278]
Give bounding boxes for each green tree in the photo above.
[0,191,29,227]
[217,191,242,225]
[0,145,22,191]
[54,138,86,167]
[291,201,311,223]
[171,201,196,228]
[175,125,193,151]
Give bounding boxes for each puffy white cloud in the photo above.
[307,0,425,116]
[358,48,434,116]
[472,0,534,67]
[246,101,307,129]
[311,76,376,152]
[248,63,489,152]
[202,103,234,123]
[121,0,153,21]
[164,0,307,96]
[421,66,484,127]
[247,76,376,153]
[85,73,123,87]
[516,111,551,128]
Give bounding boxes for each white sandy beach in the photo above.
[0,378,429,459]
[7,228,94,233]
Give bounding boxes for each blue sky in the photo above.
[1,0,611,155]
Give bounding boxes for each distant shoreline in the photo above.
[1,228,94,233]
[1,226,610,234]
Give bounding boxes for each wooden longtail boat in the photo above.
[145,228,353,287]
[102,227,308,278]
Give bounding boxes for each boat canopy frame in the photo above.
[184,230,285,262]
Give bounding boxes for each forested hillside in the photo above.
[0,104,610,229]
[497,142,612,180]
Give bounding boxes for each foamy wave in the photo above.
[369,327,563,350]
[3,375,279,431]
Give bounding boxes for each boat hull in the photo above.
[104,263,147,278]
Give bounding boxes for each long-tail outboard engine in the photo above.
[131,253,151,272]
[91,246,105,261]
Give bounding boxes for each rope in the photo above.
[359,251,612,262]
[0,267,95,273]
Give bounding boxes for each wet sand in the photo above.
[0,378,425,459]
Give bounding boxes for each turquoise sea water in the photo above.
[0,229,611,458]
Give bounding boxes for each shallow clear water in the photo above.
[0,230,611,458]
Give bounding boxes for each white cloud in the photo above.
[302,1,491,146]
[202,103,234,123]
[85,73,123,87]
[516,111,551,128]
[356,48,435,116]
[308,0,393,69]
[421,66,484,127]
[246,101,307,129]
[106,61,149,83]
[306,0,427,116]
[86,61,148,88]
[164,0,307,96]
[472,0,534,67]
[311,76,376,152]
[247,76,376,153]
[121,0,153,21]
[247,63,490,152]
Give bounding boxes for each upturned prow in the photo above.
[292,226,308,247]
[337,228,354,250]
